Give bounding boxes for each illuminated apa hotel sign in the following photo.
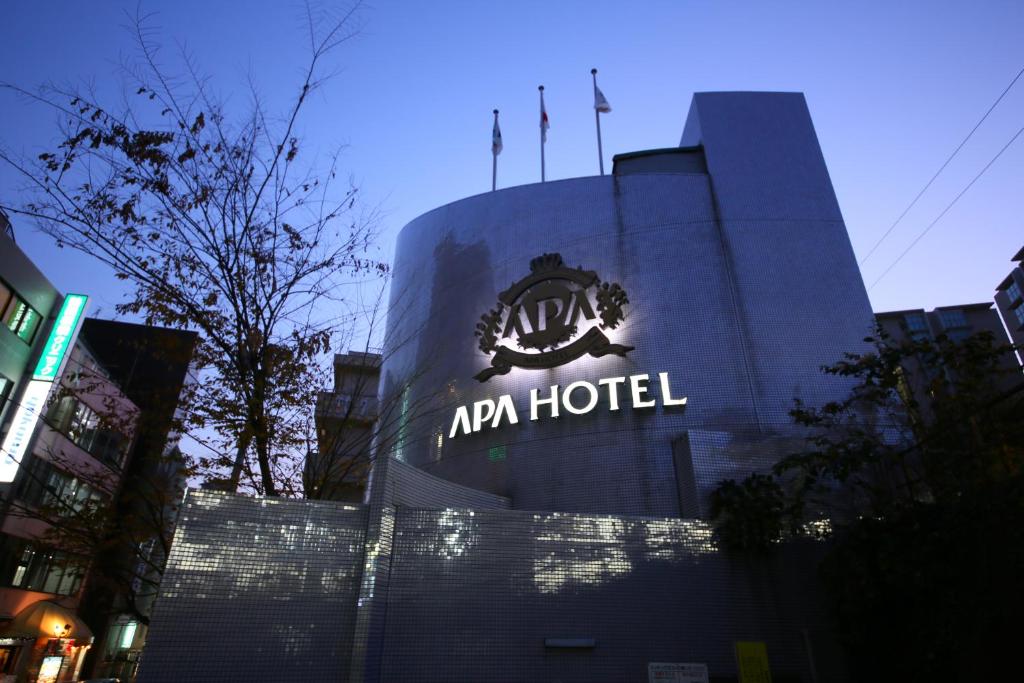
[0,293,89,482]
[449,372,687,438]
[474,253,633,382]
[451,252,679,439]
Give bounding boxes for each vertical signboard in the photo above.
[0,293,89,482]
[735,641,772,683]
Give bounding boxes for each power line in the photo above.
[868,121,1024,291]
[860,64,1024,266]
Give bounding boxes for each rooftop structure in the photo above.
[995,245,1024,349]
[306,350,382,502]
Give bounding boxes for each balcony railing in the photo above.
[315,392,378,421]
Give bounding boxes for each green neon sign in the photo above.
[32,293,89,382]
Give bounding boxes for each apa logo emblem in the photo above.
[473,253,634,382]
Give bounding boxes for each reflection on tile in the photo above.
[137,491,368,683]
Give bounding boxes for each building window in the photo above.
[1,291,41,344]
[0,534,85,596]
[1014,304,1024,328]
[0,373,12,416]
[119,621,138,649]
[46,395,130,468]
[15,456,105,514]
[99,617,144,681]
[903,313,928,332]
[902,312,931,341]
[938,309,968,331]
[1007,280,1023,305]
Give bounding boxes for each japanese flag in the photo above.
[492,118,503,156]
[541,97,550,143]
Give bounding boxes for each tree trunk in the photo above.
[253,420,276,496]
[228,428,253,492]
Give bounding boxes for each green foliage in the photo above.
[709,326,1024,681]
[708,473,791,554]
[820,477,1024,681]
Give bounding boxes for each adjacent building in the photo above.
[1,335,140,677]
[875,302,1020,421]
[306,350,381,502]
[0,220,196,683]
[995,246,1024,348]
[74,319,198,682]
[876,302,1013,344]
[0,227,130,681]
[0,213,59,449]
[140,92,876,682]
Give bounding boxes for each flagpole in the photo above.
[492,109,499,192]
[539,85,546,183]
[592,69,605,176]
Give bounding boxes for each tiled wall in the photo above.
[137,491,368,683]
[142,488,844,683]
[347,457,507,682]
[380,507,842,682]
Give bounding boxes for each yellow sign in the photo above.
[735,641,772,683]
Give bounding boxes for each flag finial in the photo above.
[591,68,598,75]
[493,109,499,114]
[538,85,544,91]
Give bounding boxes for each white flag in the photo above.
[540,94,550,143]
[594,85,612,113]
[492,117,503,156]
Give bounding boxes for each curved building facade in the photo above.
[381,91,873,517]
[140,92,874,683]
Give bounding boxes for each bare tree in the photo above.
[299,281,451,501]
[0,4,386,496]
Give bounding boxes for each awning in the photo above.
[0,600,94,642]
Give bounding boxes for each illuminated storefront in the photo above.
[0,601,93,683]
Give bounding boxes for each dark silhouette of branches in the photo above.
[709,327,1024,681]
[0,3,384,496]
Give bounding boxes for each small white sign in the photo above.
[0,380,52,482]
[649,662,709,683]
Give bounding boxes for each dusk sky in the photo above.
[2,0,1022,333]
